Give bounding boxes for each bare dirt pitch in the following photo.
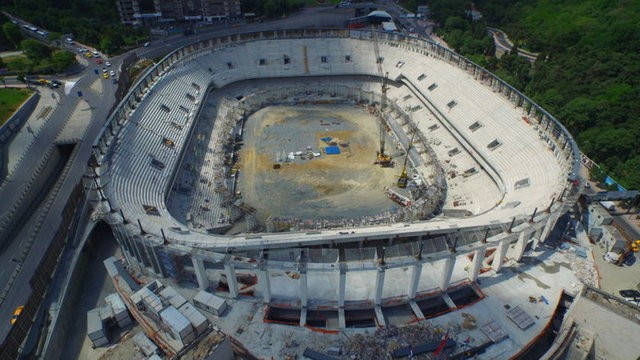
[237,104,401,223]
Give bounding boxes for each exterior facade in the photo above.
[116,0,242,25]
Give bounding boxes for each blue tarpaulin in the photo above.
[325,146,341,155]
[320,137,333,143]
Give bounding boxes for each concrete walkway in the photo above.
[6,87,60,174]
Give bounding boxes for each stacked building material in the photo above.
[193,290,227,316]
[86,309,108,347]
[160,306,195,345]
[105,293,132,327]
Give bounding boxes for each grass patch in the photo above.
[128,59,155,84]
[0,88,34,126]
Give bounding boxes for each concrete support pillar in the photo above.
[514,231,528,261]
[299,271,308,308]
[408,263,423,300]
[409,301,425,320]
[440,256,456,291]
[468,247,486,282]
[149,245,164,278]
[338,268,346,308]
[374,268,385,306]
[192,256,208,290]
[258,268,271,303]
[538,215,557,246]
[492,240,510,272]
[224,263,238,298]
[299,308,307,327]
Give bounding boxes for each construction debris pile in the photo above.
[339,323,460,360]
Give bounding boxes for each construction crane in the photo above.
[372,27,393,167]
[397,130,417,188]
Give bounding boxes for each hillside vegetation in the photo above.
[430,0,640,189]
[0,0,147,54]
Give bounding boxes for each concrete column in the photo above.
[149,245,164,278]
[192,256,208,290]
[440,256,456,291]
[492,240,510,272]
[468,247,486,282]
[300,308,307,327]
[408,263,423,300]
[409,301,425,320]
[224,263,238,298]
[299,271,308,308]
[514,231,528,261]
[258,268,271,303]
[338,268,346,308]
[374,268,385,306]
[538,215,557,246]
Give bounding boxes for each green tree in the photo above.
[50,50,77,73]
[0,75,5,88]
[2,22,22,49]
[20,39,51,60]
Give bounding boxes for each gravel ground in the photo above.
[238,104,401,223]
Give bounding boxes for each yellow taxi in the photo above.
[11,306,23,325]
[103,72,109,79]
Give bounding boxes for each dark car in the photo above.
[619,289,640,302]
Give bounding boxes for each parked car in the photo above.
[105,61,111,67]
[109,70,115,77]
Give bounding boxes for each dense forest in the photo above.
[427,0,640,190]
[0,0,147,54]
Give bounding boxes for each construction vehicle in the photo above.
[397,131,417,188]
[371,27,393,167]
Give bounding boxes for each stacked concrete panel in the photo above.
[178,302,209,335]
[193,290,227,316]
[105,293,132,327]
[159,286,188,309]
[86,309,108,347]
[132,287,164,318]
[159,306,195,345]
[132,332,158,357]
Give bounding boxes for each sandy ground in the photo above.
[238,104,401,221]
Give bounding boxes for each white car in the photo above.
[102,68,107,73]
[105,61,112,67]
[143,42,150,47]
[109,70,115,77]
